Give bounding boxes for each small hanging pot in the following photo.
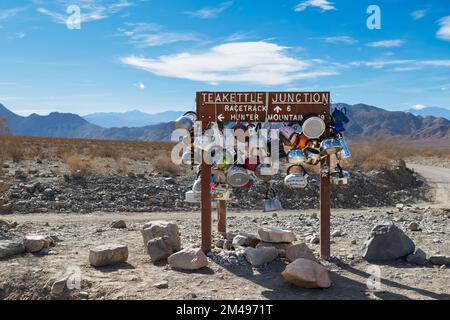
[336,135,351,159]
[284,165,309,189]
[263,187,283,212]
[330,164,350,186]
[185,190,200,203]
[226,166,250,187]
[175,111,197,131]
[302,115,326,139]
[320,138,343,156]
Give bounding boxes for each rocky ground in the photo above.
[0,159,429,214]
[0,205,449,300]
[0,159,449,300]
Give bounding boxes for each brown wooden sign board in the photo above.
[196,92,330,124]
[196,91,331,259]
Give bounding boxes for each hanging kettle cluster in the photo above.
[175,106,352,211]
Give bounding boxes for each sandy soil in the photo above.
[0,164,449,300]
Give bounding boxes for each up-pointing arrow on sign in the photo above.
[274,106,282,113]
[217,114,224,122]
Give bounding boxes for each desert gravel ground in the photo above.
[0,164,449,300]
[0,206,449,300]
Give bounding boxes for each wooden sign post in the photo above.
[196,92,331,258]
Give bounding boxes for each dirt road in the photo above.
[407,163,450,205]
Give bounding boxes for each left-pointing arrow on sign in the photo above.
[218,114,224,122]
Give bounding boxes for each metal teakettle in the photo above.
[175,111,197,131]
[320,138,343,156]
[284,165,309,189]
[185,190,200,203]
[330,164,350,186]
[287,148,307,165]
[226,165,250,187]
[263,187,283,212]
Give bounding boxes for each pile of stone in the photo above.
[0,230,58,259]
[143,220,208,271]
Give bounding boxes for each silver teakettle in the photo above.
[320,138,343,156]
[226,166,250,187]
[175,111,197,131]
[330,164,350,186]
[263,187,283,212]
[284,165,308,189]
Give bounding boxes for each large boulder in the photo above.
[257,227,296,243]
[286,243,318,263]
[282,258,331,289]
[244,247,278,267]
[24,235,50,253]
[360,223,415,262]
[147,236,173,262]
[141,221,181,251]
[89,244,129,267]
[0,240,25,258]
[168,248,208,271]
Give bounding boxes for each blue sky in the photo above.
[0,0,449,116]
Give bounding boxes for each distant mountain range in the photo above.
[83,110,186,128]
[405,106,450,120]
[1,103,449,141]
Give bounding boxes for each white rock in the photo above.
[286,243,317,263]
[24,235,49,253]
[257,227,296,243]
[89,244,128,267]
[0,240,25,258]
[282,258,331,289]
[244,247,278,267]
[141,221,181,251]
[168,248,208,270]
[147,236,173,262]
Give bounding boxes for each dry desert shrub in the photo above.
[153,153,183,175]
[64,155,92,175]
[0,138,24,163]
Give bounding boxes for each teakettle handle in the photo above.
[287,165,307,176]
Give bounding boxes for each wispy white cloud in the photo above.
[437,16,450,41]
[351,59,450,72]
[367,39,405,48]
[36,0,134,24]
[117,22,198,47]
[121,41,338,85]
[0,7,25,20]
[185,1,233,19]
[411,9,426,20]
[134,82,145,89]
[316,36,357,44]
[295,0,335,12]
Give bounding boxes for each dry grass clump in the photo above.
[153,153,183,175]
[345,138,450,171]
[64,155,92,175]
[0,138,24,163]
